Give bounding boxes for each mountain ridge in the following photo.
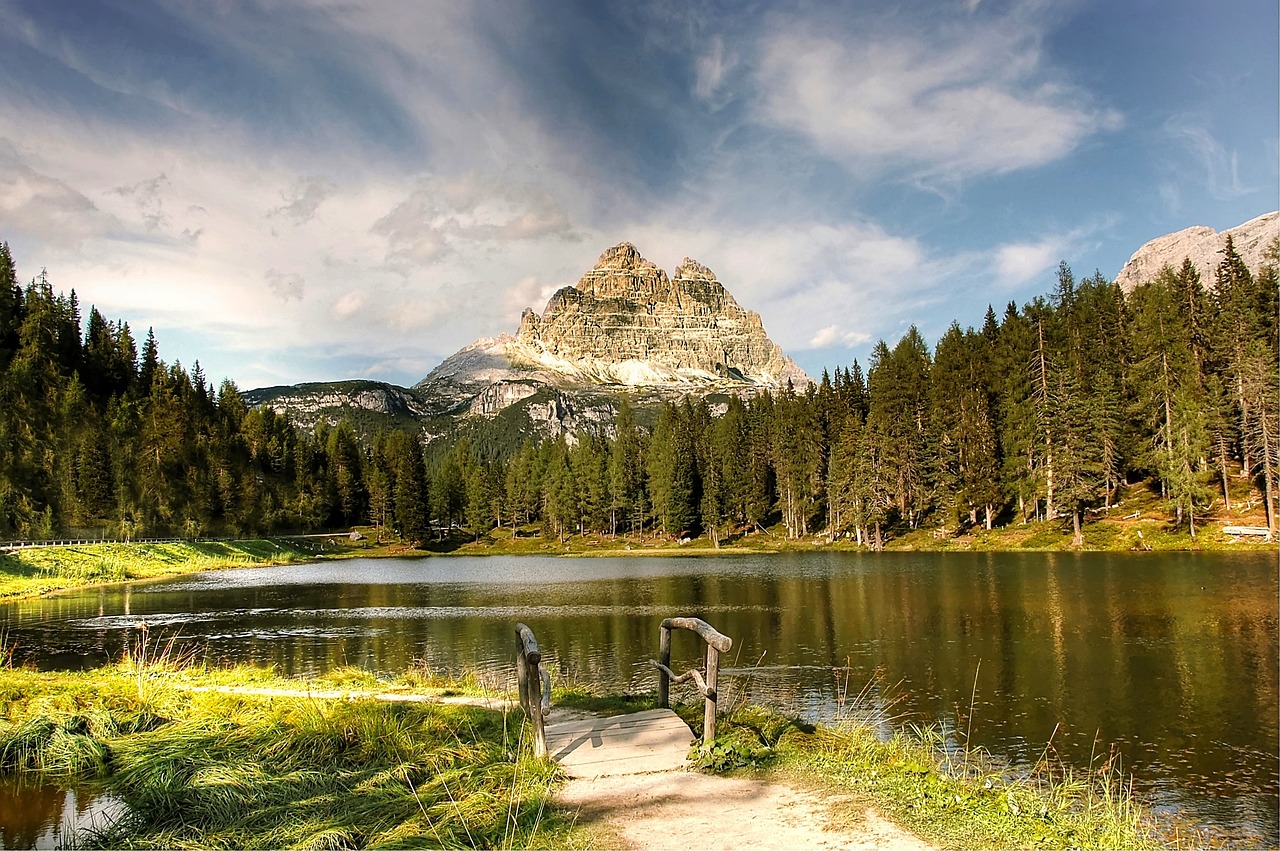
[249,243,809,442]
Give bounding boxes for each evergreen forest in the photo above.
[0,237,1275,546]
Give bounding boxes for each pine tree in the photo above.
[608,402,645,536]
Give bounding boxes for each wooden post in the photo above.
[516,648,529,709]
[658,623,672,709]
[527,657,546,758]
[515,623,548,758]
[704,643,719,742]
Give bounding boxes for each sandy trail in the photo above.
[556,770,935,850]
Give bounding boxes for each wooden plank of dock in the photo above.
[544,708,694,778]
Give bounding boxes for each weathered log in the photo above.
[514,622,548,757]
[660,617,732,653]
[1223,525,1273,538]
[515,622,541,665]
[648,659,708,695]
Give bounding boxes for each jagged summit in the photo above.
[1114,211,1279,292]
[419,242,810,397]
[251,243,811,443]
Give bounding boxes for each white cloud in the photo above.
[333,290,367,320]
[995,239,1062,287]
[504,275,561,318]
[755,18,1121,182]
[269,177,336,224]
[807,324,872,349]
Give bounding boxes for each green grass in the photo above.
[0,539,330,601]
[0,663,576,850]
[669,698,1184,850]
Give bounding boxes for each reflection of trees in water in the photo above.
[0,781,67,850]
[0,781,120,850]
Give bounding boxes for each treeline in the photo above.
[0,244,377,540]
[1,236,1276,545]
[425,237,1278,546]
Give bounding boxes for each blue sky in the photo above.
[0,0,1275,389]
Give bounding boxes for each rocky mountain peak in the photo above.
[576,241,670,302]
[505,243,807,388]
[673,257,716,282]
[428,242,811,404]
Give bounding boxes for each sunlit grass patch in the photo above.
[0,539,321,601]
[0,664,573,849]
[685,698,1180,851]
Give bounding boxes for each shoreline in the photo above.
[0,519,1272,602]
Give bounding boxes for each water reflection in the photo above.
[1,551,1275,845]
[0,779,125,850]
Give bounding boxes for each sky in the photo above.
[0,0,1276,390]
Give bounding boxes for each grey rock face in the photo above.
[1115,211,1279,292]
[505,242,809,387]
[249,243,813,442]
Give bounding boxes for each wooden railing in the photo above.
[515,623,551,758]
[650,617,733,742]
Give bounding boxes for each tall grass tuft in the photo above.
[0,664,571,849]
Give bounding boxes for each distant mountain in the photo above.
[246,243,810,444]
[1114,211,1278,292]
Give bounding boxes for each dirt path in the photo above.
[557,770,935,850]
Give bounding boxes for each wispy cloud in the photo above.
[3,0,1248,390]
[754,14,1121,184]
[694,35,739,107]
[1163,113,1257,201]
[372,174,577,272]
[0,142,120,249]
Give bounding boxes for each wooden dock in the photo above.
[545,708,694,778]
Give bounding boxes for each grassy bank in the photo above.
[672,702,1179,850]
[0,661,570,849]
[0,538,360,601]
[436,514,1273,558]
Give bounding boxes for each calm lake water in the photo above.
[1,551,1276,846]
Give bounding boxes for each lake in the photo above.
[1,550,1276,846]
